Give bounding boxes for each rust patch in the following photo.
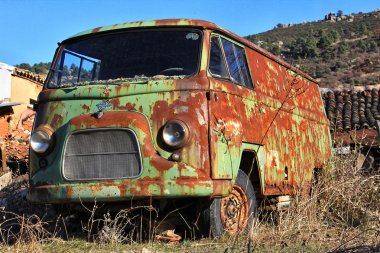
[92,27,102,33]
[66,185,73,199]
[51,114,63,129]
[81,104,90,112]
[212,179,231,197]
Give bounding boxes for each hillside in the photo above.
[246,9,380,88]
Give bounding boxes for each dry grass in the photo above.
[250,150,380,252]
[80,202,158,244]
[0,151,379,252]
[0,211,53,253]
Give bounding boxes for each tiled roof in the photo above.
[12,68,44,84]
[322,88,380,132]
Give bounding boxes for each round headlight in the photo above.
[30,130,52,154]
[162,119,190,149]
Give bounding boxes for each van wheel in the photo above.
[209,170,257,237]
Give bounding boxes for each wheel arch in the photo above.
[237,143,265,197]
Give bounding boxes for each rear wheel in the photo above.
[209,170,257,237]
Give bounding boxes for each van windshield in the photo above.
[47,29,202,88]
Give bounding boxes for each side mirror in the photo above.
[33,102,39,112]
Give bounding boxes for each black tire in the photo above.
[209,170,257,237]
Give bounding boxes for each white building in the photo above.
[0,62,15,102]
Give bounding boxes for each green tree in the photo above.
[16,63,32,71]
[305,36,320,57]
[337,10,343,17]
[289,35,319,59]
[321,47,336,60]
[70,64,79,77]
[15,62,50,74]
[290,38,306,59]
[367,40,378,52]
[32,62,50,74]
[318,31,333,49]
[337,41,349,54]
[270,45,281,55]
[359,23,369,36]
[357,40,367,52]
[331,30,341,42]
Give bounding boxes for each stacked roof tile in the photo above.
[12,68,44,84]
[322,88,380,132]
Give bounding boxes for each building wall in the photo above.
[10,75,43,118]
[0,62,14,101]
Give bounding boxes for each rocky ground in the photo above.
[0,112,33,174]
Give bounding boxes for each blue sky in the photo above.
[0,0,379,66]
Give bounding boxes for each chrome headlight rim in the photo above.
[162,119,190,149]
[30,126,54,154]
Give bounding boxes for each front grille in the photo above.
[63,129,142,180]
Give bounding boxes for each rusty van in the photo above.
[27,19,332,236]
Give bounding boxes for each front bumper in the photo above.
[27,175,216,203]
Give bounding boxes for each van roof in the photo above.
[65,19,317,83]
[67,19,224,39]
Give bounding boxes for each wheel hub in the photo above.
[226,201,237,217]
[220,184,249,235]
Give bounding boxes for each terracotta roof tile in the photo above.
[11,68,44,84]
[323,88,380,132]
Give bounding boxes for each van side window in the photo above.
[234,44,253,87]
[209,36,229,78]
[221,38,243,84]
[209,35,253,88]
[221,38,253,88]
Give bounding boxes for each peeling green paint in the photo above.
[28,19,332,205]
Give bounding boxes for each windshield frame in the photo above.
[45,27,204,89]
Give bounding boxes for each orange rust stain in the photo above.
[51,114,63,129]
[149,90,210,175]
[175,177,211,189]
[92,27,102,33]
[149,158,173,172]
[88,184,104,194]
[118,182,127,196]
[66,185,73,199]
[271,157,277,167]
[81,104,90,112]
